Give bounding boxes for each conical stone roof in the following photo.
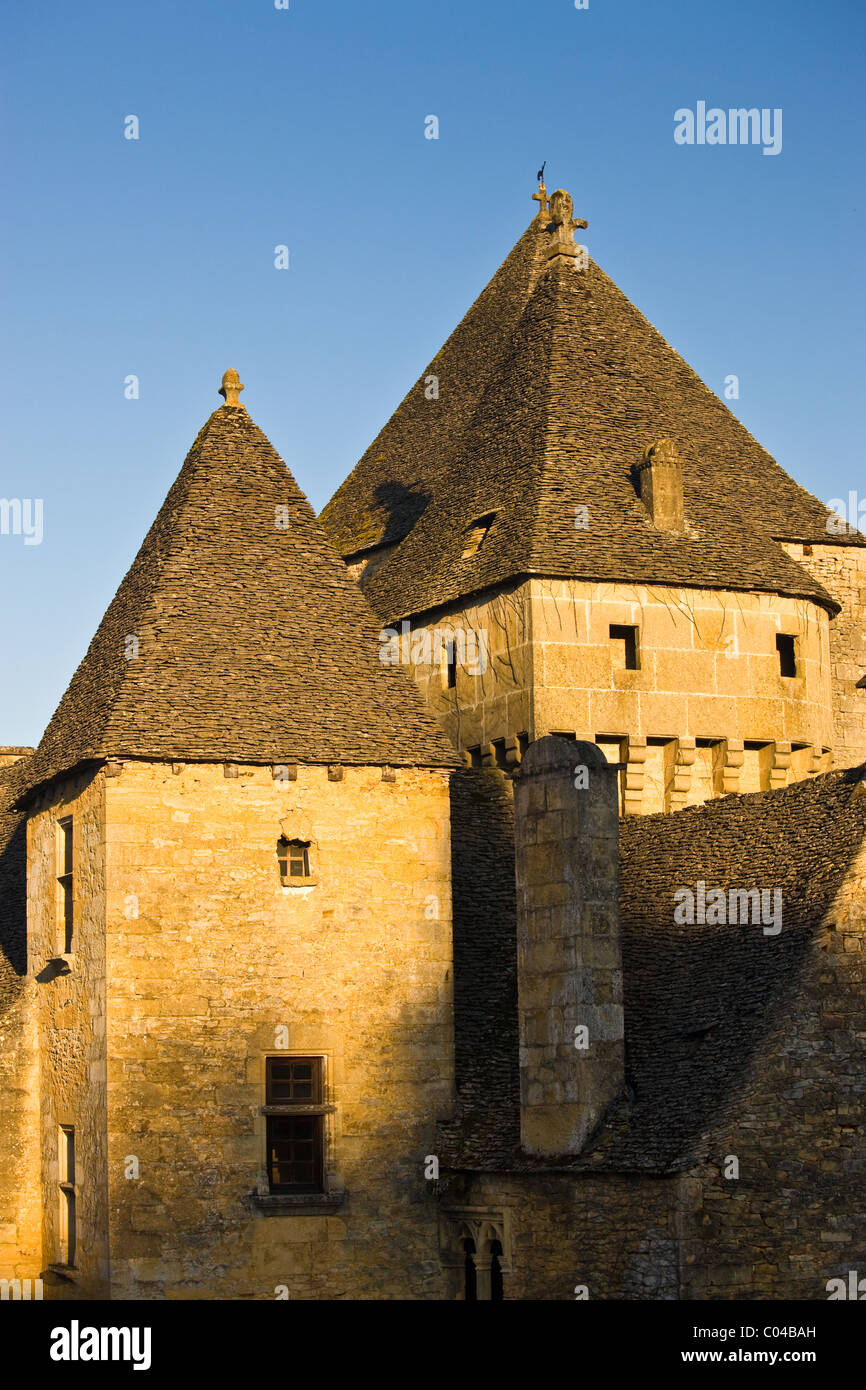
[321,193,847,622]
[25,397,458,796]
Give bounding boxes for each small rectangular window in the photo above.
[265,1058,325,1193]
[57,817,74,954]
[58,1125,76,1266]
[776,633,797,678]
[609,624,640,671]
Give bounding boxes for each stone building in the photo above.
[1,187,865,1301]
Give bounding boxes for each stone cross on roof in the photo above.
[532,180,549,222]
[219,368,245,408]
[545,189,588,261]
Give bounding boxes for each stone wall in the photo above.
[528,579,832,809]
[27,766,110,1299]
[0,989,41,1285]
[782,541,866,769]
[99,760,454,1299]
[394,584,533,765]
[440,1170,680,1300]
[0,761,41,1286]
[404,577,833,813]
[619,770,866,1300]
[441,766,866,1300]
[679,794,866,1299]
[0,761,41,1289]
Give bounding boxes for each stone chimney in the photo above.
[637,438,685,532]
[513,736,624,1156]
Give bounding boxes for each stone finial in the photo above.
[218,368,245,409]
[532,181,549,223]
[642,438,680,466]
[545,189,588,261]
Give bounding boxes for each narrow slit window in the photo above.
[461,512,496,558]
[265,1057,326,1194]
[776,633,797,678]
[57,817,74,954]
[58,1125,76,1267]
[609,624,640,671]
[277,838,311,884]
[443,639,457,689]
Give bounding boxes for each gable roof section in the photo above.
[24,404,458,796]
[321,204,847,622]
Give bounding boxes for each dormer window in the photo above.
[461,512,496,558]
[278,838,312,884]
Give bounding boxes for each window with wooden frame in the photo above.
[58,1125,76,1267]
[277,837,311,885]
[57,817,74,954]
[264,1057,326,1193]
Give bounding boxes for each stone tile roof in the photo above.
[440,765,866,1174]
[321,209,849,622]
[23,404,458,798]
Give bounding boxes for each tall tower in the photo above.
[321,185,866,810]
[9,376,459,1299]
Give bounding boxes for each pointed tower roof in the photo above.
[24,382,458,796]
[321,186,847,621]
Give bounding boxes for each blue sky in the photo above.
[1,0,864,745]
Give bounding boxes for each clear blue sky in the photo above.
[1,0,864,746]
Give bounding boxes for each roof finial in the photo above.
[218,368,245,409]
[545,189,588,261]
[532,162,548,222]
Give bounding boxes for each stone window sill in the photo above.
[249,1191,345,1215]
